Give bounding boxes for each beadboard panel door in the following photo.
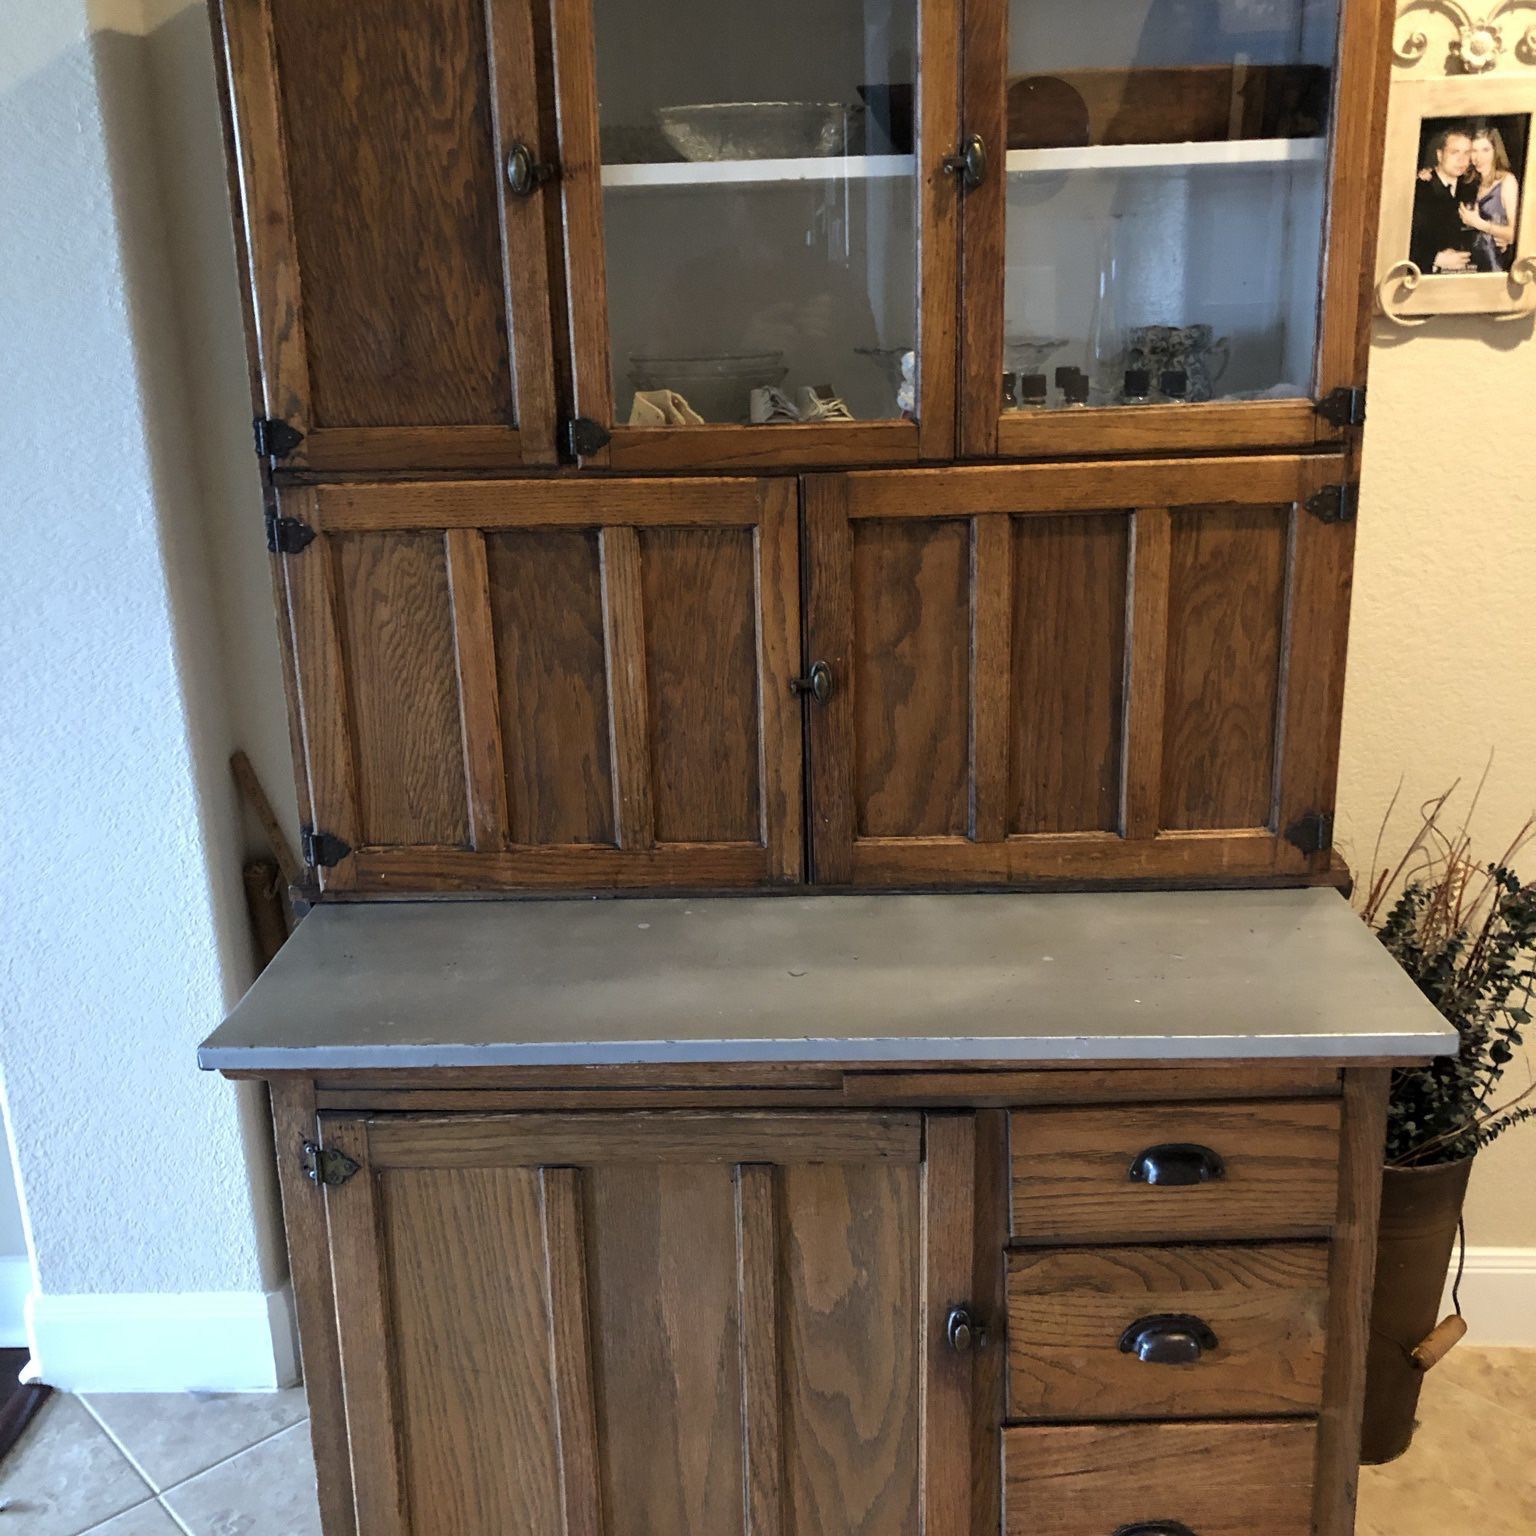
[804,454,1353,885]
[279,479,802,892]
[318,1112,976,1536]
[215,0,558,469]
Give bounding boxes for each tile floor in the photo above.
[1,1348,1531,1533]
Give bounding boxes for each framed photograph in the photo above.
[1377,76,1536,322]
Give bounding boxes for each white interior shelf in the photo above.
[601,153,915,188]
[1006,138,1328,174]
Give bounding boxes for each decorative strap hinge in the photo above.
[300,825,352,868]
[253,416,305,462]
[266,510,316,555]
[1314,386,1366,428]
[565,416,612,459]
[301,1140,360,1188]
[1305,484,1358,525]
[1285,811,1335,856]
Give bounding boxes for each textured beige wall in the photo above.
[1339,293,1536,1241]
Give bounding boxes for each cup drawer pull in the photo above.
[1127,1143,1226,1186]
[1118,1314,1219,1365]
[1113,1524,1199,1536]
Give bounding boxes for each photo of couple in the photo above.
[1410,114,1526,275]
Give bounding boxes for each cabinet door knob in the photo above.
[789,660,833,704]
[1127,1143,1226,1186]
[506,142,557,196]
[945,1305,988,1354]
[942,132,987,189]
[1118,1314,1219,1365]
[1113,1524,1199,1536]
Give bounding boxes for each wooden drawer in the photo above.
[1010,1100,1341,1242]
[1006,1244,1329,1419]
[1003,1421,1317,1536]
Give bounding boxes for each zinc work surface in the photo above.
[199,889,1455,1071]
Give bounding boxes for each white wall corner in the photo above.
[0,1257,34,1350]
[27,1285,299,1393]
[1440,1247,1536,1349]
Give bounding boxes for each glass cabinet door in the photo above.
[550,0,958,468]
[960,0,1383,455]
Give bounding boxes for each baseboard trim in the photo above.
[0,1257,32,1349]
[1440,1247,1536,1348]
[27,1285,299,1392]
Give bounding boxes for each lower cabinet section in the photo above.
[1003,1420,1319,1536]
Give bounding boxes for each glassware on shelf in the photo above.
[1086,221,1124,406]
[1120,367,1151,405]
[1125,326,1230,403]
[1056,366,1090,407]
[1159,369,1189,403]
[1016,372,1048,409]
[1002,336,1066,414]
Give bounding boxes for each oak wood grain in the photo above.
[1160,505,1289,831]
[1313,1067,1390,1536]
[320,1119,408,1536]
[380,1167,563,1534]
[852,518,971,838]
[1122,507,1172,840]
[1003,1420,1317,1536]
[485,529,615,846]
[1009,1099,1343,1242]
[267,1079,355,1535]
[599,526,656,850]
[444,530,509,851]
[346,841,772,891]
[367,1112,923,1169]
[969,1110,1008,1536]
[735,1164,783,1536]
[602,421,919,473]
[1006,1243,1330,1420]
[331,532,469,847]
[996,398,1329,458]
[1009,513,1129,834]
[969,516,1013,842]
[754,479,804,882]
[917,0,962,460]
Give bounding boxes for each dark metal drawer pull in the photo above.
[1118,1314,1219,1365]
[1127,1143,1226,1186]
[945,1305,988,1354]
[1113,1524,1199,1536]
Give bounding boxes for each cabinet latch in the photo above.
[253,416,305,462]
[941,133,988,190]
[1304,484,1358,525]
[300,826,353,869]
[565,417,613,459]
[1314,386,1366,428]
[1285,811,1335,856]
[301,1141,360,1188]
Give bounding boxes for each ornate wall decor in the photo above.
[1376,3,1536,321]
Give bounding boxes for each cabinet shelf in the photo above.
[601,154,915,188]
[1006,138,1327,174]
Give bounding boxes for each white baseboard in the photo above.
[1439,1247,1536,1348]
[27,1285,299,1392]
[0,1256,33,1348]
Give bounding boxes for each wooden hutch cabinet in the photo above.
[204,0,1419,1534]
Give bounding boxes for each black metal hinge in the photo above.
[300,825,353,869]
[565,416,612,460]
[253,416,305,462]
[1314,386,1366,429]
[301,1140,360,1188]
[1285,811,1335,856]
[1305,484,1358,525]
[265,510,316,554]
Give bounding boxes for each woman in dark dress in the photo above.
[1460,124,1520,273]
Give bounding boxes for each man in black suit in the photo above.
[1411,125,1476,273]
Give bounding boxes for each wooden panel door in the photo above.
[278,478,802,892]
[215,0,558,470]
[804,454,1353,885]
[319,1111,977,1536]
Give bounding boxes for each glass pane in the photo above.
[1004,0,1336,410]
[592,0,917,427]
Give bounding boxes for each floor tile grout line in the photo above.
[152,1492,197,1536]
[73,1395,163,1500]
[153,1414,313,1502]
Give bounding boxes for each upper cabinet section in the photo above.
[958,0,1389,457]
[214,0,1392,474]
[548,0,959,468]
[217,0,559,469]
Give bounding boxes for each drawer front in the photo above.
[1003,1421,1317,1536]
[1010,1100,1341,1242]
[1006,1244,1329,1419]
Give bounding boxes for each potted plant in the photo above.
[1354,791,1535,1463]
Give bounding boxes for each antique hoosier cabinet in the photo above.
[199,0,1454,1531]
